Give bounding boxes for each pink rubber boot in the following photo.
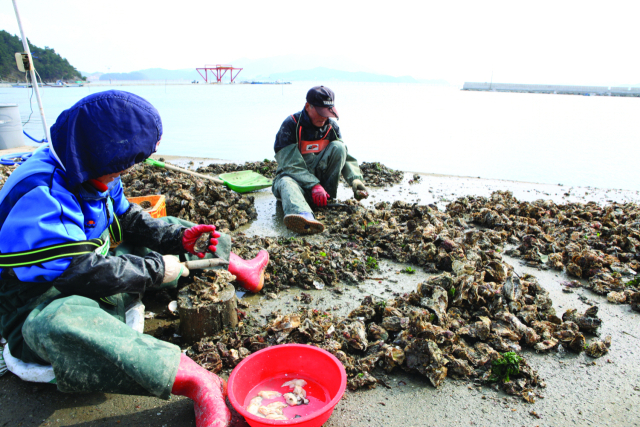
[228,250,269,293]
[171,354,231,427]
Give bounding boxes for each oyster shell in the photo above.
[586,336,611,358]
[404,339,448,387]
[534,338,559,352]
[562,306,602,333]
[194,232,212,254]
[607,291,626,304]
[337,319,369,351]
[347,371,378,391]
[367,323,389,342]
[383,345,405,372]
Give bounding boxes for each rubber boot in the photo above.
[171,354,231,427]
[228,250,269,293]
[284,212,324,235]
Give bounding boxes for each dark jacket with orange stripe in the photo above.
[273,109,362,191]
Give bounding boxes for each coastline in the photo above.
[2,146,638,206]
[151,154,640,209]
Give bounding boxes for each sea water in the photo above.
[243,375,330,420]
[1,82,639,191]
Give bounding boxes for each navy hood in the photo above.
[50,90,162,191]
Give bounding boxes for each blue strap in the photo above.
[23,130,47,143]
[0,153,32,166]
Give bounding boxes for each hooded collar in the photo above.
[78,177,120,201]
[50,90,162,192]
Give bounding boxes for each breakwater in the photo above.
[462,82,640,97]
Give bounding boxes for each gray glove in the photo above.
[162,255,190,283]
[351,179,369,200]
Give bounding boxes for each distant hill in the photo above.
[137,68,202,80]
[98,68,202,81]
[81,71,103,81]
[230,54,373,80]
[0,30,83,82]
[99,71,147,81]
[84,57,447,84]
[90,66,424,84]
[265,67,419,83]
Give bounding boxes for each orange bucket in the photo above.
[127,195,166,218]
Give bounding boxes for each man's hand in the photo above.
[311,184,330,207]
[162,255,190,283]
[352,179,369,200]
[182,225,221,259]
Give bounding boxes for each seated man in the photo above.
[0,90,269,427]
[272,85,369,234]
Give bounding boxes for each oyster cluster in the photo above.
[121,162,258,232]
[197,160,403,188]
[187,272,607,400]
[198,195,616,401]
[189,271,589,402]
[181,269,236,308]
[446,191,640,309]
[231,235,373,292]
[317,199,507,277]
[197,159,278,179]
[357,162,404,187]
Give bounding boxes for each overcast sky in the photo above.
[2,0,639,85]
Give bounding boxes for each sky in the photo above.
[2,0,639,86]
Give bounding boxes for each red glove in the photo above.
[182,225,221,259]
[311,184,329,207]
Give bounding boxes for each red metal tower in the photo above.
[196,64,243,83]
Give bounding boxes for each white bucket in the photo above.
[0,104,24,150]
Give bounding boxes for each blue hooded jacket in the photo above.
[0,90,162,283]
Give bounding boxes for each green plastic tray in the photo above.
[218,170,273,193]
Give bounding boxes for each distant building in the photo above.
[462,82,640,97]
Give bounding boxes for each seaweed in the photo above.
[489,351,523,383]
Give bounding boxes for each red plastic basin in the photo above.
[227,344,347,427]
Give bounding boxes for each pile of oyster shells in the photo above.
[181,269,236,308]
[189,275,609,401]
[196,159,278,179]
[446,191,640,310]
[1,161,618,400]
[357,162,404,187]
[186,197,614,402]
[121,162,258,232]
[231,234,374,293]
[316,198,513,281]
[196,160,404,188]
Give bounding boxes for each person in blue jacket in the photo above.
[0,90,269,427]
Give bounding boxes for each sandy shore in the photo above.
[1,152,639,427]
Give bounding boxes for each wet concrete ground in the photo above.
[1,160,639,427]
